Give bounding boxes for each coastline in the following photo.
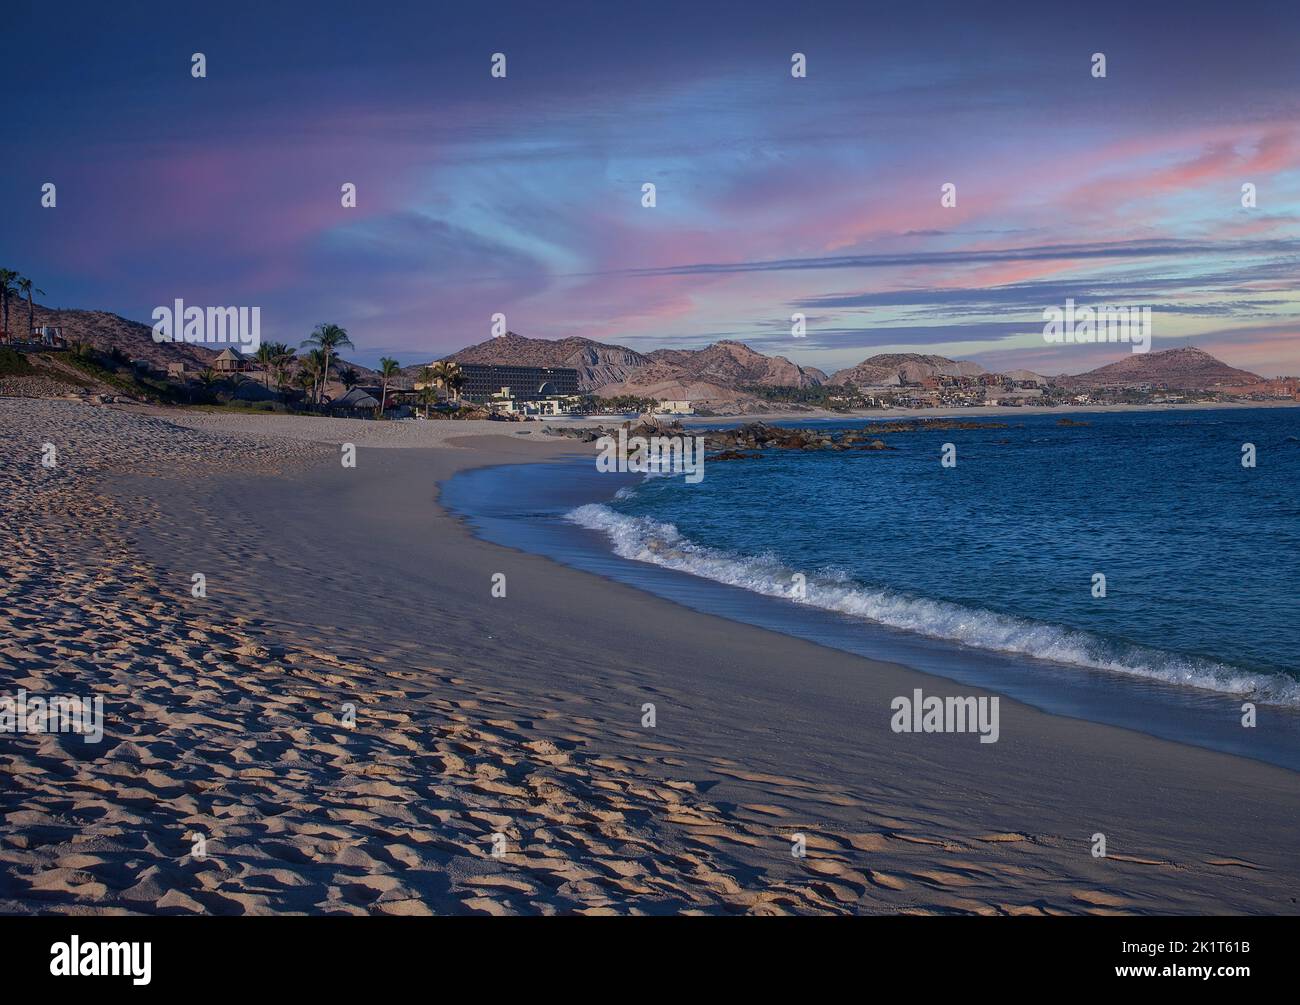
[4,400,1299,915]
[676,398,1300,425]
[440,453,1300,771]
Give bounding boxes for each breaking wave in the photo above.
[566,502,1300,705]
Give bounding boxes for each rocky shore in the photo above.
[545,416,1013,459]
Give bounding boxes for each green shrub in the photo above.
[0,348,34,376]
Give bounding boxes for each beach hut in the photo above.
[327,386,380,414]
[212,347,248,373]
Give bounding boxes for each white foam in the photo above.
[566,502,1300,706]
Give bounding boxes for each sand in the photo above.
[1,399,1297,915]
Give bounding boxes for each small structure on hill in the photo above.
[212,347,249,373]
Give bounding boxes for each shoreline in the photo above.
[4,400,1299,914]
[122,407,1300,911]
[439,453,1300,771]
[677,398,1300,425]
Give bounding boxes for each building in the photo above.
[34,326,67,348]
[655,400,694,415]
[456,363,580,402]
[487,387,581,416]
[328,386,380,413]
[212,347,249,373]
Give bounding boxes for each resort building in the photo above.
[487,387,581,416]
[456,363,580,402]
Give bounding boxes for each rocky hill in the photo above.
[440,332,823,407]
[831,353,986,387]
[13,304,221,369]
[1056,347,1263,390]
[443,332,649,389]
[644,340,824,389]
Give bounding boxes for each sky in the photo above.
[3,0,1299,376]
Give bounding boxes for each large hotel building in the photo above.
[456,363,582,402]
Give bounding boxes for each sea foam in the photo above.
[566,502,1300,706]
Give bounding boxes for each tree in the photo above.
[427,361,465,404]
[444,363,466,403]
[338,366,360,391]
[0,269,19,339]
[255,342,279,389]
[195,368,220,404]
[307,348,331,402]
[274,360,295,401]
[296,357,321,404]
[376,357,401,418]
[254,341,292,395]
[16,276,44,337]
[417,366,440,418]
[270,346,295,401]
[300,323,353,403]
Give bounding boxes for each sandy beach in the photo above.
[2,399,1298,916]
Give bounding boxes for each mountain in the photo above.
[643,340,823,389]
[443,332,649,389]
[440,333,824,407]
[831,353,986,387]
[1057,347,1264,390]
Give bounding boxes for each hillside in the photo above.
[644,340,824,389]
[440,333,823,406]
[831,353,986,387]
[443,332,649,389]
[1057,347,1263,390]
[15,304,220,370]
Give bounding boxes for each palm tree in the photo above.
[376,357,401,418]
[417,366,440,418]
[444,363,466,403]
[270,346,296,401]
[427,361,466,405]
[300,323,353,403]
[255,343,278,389]
[307,347,331,403]
[296,358,320,405]
[253,341,287,392]
[16,277,44,338]
[0,269,19,340]
[338,366,360,391]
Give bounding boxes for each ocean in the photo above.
[442,406,1300,769]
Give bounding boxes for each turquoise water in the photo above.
[568,409,1300,704]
